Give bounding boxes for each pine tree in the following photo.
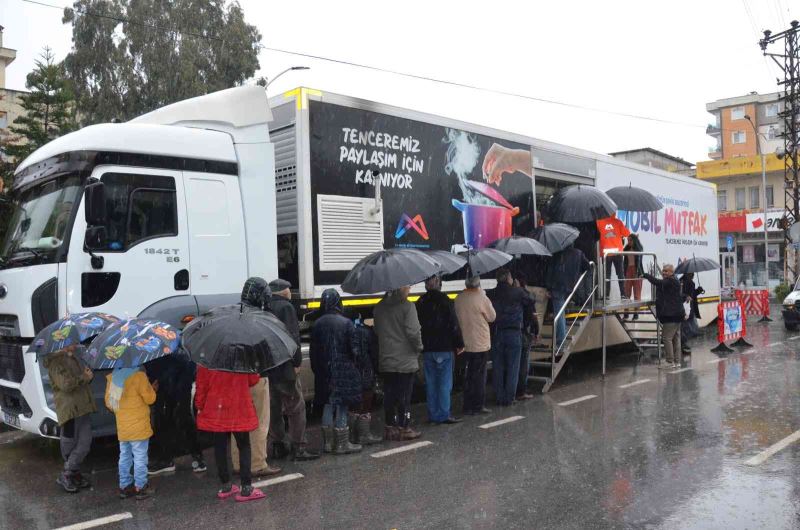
[3,47,77,165]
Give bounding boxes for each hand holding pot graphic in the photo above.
[482,143,532,185]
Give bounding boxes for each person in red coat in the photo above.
[195,366,265,502]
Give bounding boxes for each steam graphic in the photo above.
[444,128,492,205]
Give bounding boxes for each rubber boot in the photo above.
[357,414,382,445]
[348,412,360,444]
[321,426,334,454]
[333,427,362,454]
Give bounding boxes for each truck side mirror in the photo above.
[84,182,107,226]
[85,225,108,251]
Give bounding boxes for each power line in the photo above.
[20,0,769,135]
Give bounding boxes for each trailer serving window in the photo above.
[99,173,178,251]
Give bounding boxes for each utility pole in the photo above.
[760,21,800,284]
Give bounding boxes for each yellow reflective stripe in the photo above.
[304,292,458,310]
[282,87,323,110]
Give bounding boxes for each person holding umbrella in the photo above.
[545,243,590,346]
[105,362,158,500]
[416,274,465,424]
[43,345,97,493]
[488,268,535,406]
[455,275,497,415]
[680,272,704,354]
[310,289,365,454]
[374,285,424,441]
[32,312,120,493]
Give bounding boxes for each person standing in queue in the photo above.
[454,275,496,416]
[515,277,537,401]
[374,286,424,441]
[679,272,704,355]
[488,268,535,407]
[310,289,364,454]
[195,365,265,502]
[545,244,590,347]
[643,264,685,368]
[230,278,281,478]
[43,345,97,493]
[266,279,320,462]
[415,274,465,425]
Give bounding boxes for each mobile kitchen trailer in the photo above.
[0,86,719,437]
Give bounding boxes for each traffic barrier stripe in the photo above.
[735,289,770,317]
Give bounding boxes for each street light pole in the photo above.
[745,115,773,321]
[265,66,310,89]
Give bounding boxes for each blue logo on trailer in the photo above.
[726,235,734,251]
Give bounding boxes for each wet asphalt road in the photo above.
[2,312,800,530]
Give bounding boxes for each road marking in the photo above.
[55,513,133,530]
[619,379,651,389]
[788,336,800,341]
[745,429,800,466]
[252,472,304,489]
[479,416,524,429]
[669,367,693,374]
[370,441,433,458]
[706,358,725,364]
[769,342,782,347]
[558,394,597,407]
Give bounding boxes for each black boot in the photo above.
[270,441,289,460]
[356,414,382,445]
[291,443,320,461]
[333,427,362,454]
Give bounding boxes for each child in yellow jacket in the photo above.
[105,367,157,500]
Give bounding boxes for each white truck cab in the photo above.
[0,86,278,437]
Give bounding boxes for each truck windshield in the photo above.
[0,174,82,269]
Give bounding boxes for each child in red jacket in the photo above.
[195,366,265,502]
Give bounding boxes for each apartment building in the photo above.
[698,91,787,292]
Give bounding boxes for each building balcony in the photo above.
[708,147,722,160]
[706,123,721,136]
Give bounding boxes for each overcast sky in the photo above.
[3,0,796,164]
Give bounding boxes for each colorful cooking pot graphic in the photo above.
[452,180,519,249]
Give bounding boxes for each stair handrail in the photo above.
[599,250,660,304]
[552,261,596,365]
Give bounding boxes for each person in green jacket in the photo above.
[43,345,97,493]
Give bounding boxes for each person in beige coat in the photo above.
[454,276,496,415]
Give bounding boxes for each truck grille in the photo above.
[0,342,25,383]
[0,315,19,338]
[0,387,32,417]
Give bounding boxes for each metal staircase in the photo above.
[528,263,597,393]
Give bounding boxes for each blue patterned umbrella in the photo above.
[82,318,181,369]
[30,313,121,357]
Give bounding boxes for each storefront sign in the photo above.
[742,245,755,263]
[745,211,794,233]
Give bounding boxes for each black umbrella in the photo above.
[675,257,720,275]
[182,304,296,374]
[424,250,468,275]
[548,185,618,223]
[459,248,513,276]
[605,185,664,212]
[488,235,551,257]
[530,223,580,253]
[342,248,441,294]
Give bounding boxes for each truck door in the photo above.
[182,172,247,300]
[65,167,191,319]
